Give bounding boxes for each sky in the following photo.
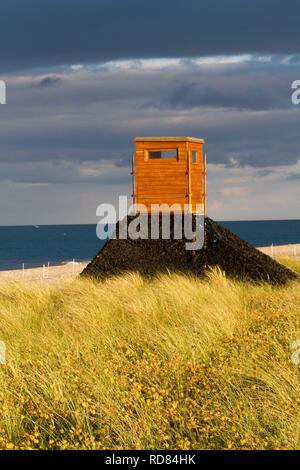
[0,0,299,224]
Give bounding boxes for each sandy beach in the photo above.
[258,243,300,257]
[0,261,89,283]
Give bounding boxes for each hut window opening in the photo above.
[192,151,198,164]
[148,150,178,160]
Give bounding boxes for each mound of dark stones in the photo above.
[82,215,298,284]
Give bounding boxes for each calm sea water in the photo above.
[0,220,299,271]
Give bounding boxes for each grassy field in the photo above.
[0,259,299,450]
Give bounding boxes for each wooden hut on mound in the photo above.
[81,136,298,285]
[132,136,207,215]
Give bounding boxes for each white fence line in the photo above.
[258,243,300,257]
[0,260,89,283]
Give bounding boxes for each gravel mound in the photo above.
[82,216,297,284]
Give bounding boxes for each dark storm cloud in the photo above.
[144,57,296,112]
[288,172,300,180]
[255,169,273,178]
[160,83,282,111]
[1,0,300,72]
[0,60,299,187]
[36,76,63,88]
[0,160,129,185]
[284,55,300,65]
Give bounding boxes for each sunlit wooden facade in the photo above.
[132,136,206,214]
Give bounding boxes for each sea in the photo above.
[0,219,299,271]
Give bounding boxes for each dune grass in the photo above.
[276,256,300,275]
[0,260,299,450]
